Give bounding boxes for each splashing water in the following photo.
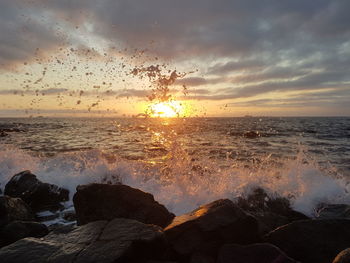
[1,140,349,217]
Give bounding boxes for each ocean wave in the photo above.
[0,144,349,217]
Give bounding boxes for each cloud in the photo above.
[176,77,225,87]
[115,88,149,98]
[0,88,68,95]
[1,0,350,115]
[208,60,266,75]
[0,1,68,69]
[226,89,350,111]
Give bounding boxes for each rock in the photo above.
[0,196,34,228]
[62,210,76,222]
[333,248,350,263]
[265,219,350,263]
[0,218,168,263]
[190,252,216,263]
[4,170,69,212]
[164,199,260,261]
[0,221,48,247]
[217,243,299,263]
[73,183,174,227]
[237,188,308,234]
[317,204,350,219]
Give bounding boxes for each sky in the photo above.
[0,0,350,117]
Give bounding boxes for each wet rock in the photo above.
[0,221,48,247]
[333,248,350,263]
[62,210,76,222]
[0,218,168,263]
[217,243,299,263]
[317,204,350,219]
[237,188,308,234]
[73,183,174,227]
[164,199,259,261]
[265,219,350,263]
[47,223,76,235]
[4,170,69,212]
[0,196,34,228]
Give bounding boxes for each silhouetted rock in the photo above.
[0,218,167,263]
[4,170,69,212]
[333,248,350,263]
[317,204,350,219]
[265,219,350,263]
[190,252,216,263]
[0,196,34,228]
[0,221,48,247]
[237,188,308,234]
[164,199,260,261]
[217,243,299,263]
[73,183,174,227]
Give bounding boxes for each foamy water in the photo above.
[1,119,350,217]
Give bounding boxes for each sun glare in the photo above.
[148,101,183,118]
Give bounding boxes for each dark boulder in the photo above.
[265,219,350,263]
[0,221,48,247]
[317,204,350,219]
[0,196,34,228]
[189,252,216,263]
[237,188,308,234]
[73,183,174,227]
[333,248,350,263]
[217,243,299,263]
[4,170,69,212]
[0,218,168,263]
[164,199,260,261]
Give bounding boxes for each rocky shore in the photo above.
[1,171,350,262]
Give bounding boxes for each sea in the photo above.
[1,116,350,220]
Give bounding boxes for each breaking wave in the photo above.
[0,144,349,217]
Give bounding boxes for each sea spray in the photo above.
[1,142,349,217]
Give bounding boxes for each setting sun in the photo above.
[148,101,183,118]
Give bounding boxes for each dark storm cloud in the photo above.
[0,0,350,112]
[85,0,350,59]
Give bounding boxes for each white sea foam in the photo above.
[0,144,349,217]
